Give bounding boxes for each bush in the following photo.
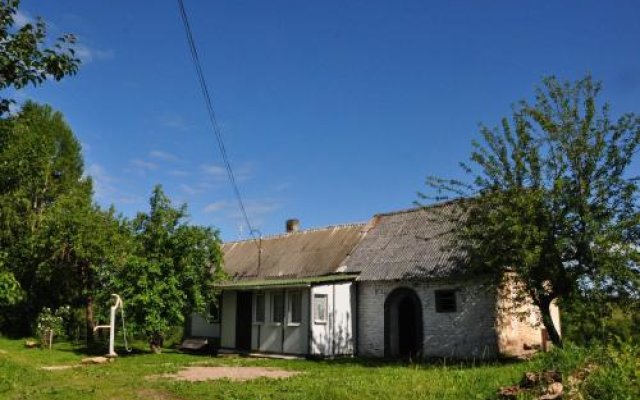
[35,306,70,349]
[582,341,640,400]
[533,340,640,400]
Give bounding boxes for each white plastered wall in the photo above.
[220,291,237,348]
[310,282,354,356]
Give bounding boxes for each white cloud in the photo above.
[202,197,280,220]
[180,184,201,195]
[86,163,143,208]
[203,201,228,213]
[180,181,216,195]
[131,158,157,171]
[242,199,280,218]
[169,169,189,177]
[201,163,227,178]
[13,10,34,27]
[201,162,252,182]
[149,150,178,162]
[117,195,143,205]
[74,43,114,63]
[228,199,281,233]
[86,163,117,201]
[273,182,291,192]
[81,142,92,153]
[159,115,191,131]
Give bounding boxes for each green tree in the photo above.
[423,76,640,346]
[36,185,132,344]
[0,252,22,306]
[0,0,79,115]
[0,102,87,334]
[104,186,223,352]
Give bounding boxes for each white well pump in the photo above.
[94,294,131,357]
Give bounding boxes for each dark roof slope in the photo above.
[221,224,366,281]
[343,203,466,281]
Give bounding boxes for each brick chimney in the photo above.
[285,218,300,233]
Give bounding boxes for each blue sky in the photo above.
[13,0,640,240]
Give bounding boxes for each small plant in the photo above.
[35,306,70,349]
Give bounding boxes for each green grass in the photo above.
[0,337,530,400]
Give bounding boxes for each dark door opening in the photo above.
[398,296,418,356]
[384,287,423,358]
[235,291,252,352]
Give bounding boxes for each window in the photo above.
[254,293,265,323]
[208,295,222,322]
[313,294,328,324]
[288,291,302,324]
[271,292,285,323]
[435,290,457,313]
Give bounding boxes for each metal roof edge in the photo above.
[215,273,360,289]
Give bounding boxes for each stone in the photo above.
[520,371,539,388]
[539,382,563,400]
[81,356,113,364]
[541,370,562,384]
[497,385,521,399]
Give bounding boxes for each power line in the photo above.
[176,0,258,245]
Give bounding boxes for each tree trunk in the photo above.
[539,297,562,348]
[149,332,164,354]
[85,296,95,346]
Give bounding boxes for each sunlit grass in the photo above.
[0,337,531,400]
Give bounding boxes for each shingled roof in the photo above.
[219,202,466,284]
[343,203,466,281]
[221,224,366,281]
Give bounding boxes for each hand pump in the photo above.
[94,294,123,357]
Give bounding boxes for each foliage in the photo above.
[0,102,89,335]
[532,340,640,400]
[422,76,640,346]
[562,298,640,345]
[36,185,132,344]
[0,0,80,115]
[0,252,22,306]
[101,185,223,351]
[34,305,70,348]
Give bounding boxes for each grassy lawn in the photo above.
[0,337,530,400]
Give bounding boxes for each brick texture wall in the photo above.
[357,280,500,358]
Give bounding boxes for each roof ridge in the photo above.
[373,198,465,218]
[223,222,367,245]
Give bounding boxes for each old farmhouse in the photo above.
[188,203,560,359]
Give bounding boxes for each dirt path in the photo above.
[163,366,301,382]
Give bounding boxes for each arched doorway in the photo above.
[384,287,423,358]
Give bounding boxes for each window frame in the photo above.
[288,290,302,326]
[435,289,457,313]
[313,293,328,324]
[271,292,285,325]
[253,292,265,324]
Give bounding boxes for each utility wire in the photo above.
[176,0,258,245]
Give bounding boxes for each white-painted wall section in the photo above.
[220,291,237,348]
[190,314,220,337]
[310,282,355,356]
